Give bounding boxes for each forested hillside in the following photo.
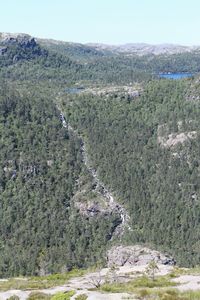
[2,34,200,85]
[0,83,120,277]
[1,33,200,276]
[62,79,200,267]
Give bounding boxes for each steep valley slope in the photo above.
[1,33,200,278]
[61,79,200,267]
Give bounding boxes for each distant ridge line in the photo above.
[1,32,200,55]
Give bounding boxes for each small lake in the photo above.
[159,73,193,80]
[65,87,85,94]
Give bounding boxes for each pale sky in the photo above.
[1,0,200,45]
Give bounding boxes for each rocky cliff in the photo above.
[0,32,47,64]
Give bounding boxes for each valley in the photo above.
[1,32,200,299]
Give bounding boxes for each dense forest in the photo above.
[62,79,200,267]
[0,83,120,276]
[1,34,200,276]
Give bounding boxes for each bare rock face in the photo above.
[0,33,36,48]
[8,36,38,52]
[0,47,7,55]
[0,32,47,63]
[158,131,197,148]
[107,245,175,267]
[75,200,104,217]
[157,123,197,149]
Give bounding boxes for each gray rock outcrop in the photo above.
[107,245,175,267]
[0,32,47,62]
[1,35,38,51]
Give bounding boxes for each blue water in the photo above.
[159,73,193,80]
[65,87,85,94]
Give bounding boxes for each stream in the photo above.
[60,113,131,236]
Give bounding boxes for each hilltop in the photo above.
[86,42,200,55]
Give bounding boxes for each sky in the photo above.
[1,0,200,45]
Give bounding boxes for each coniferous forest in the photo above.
[1,34,200,276]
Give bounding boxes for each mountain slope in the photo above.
[62,79,200,267]
[1,32,200,277]
[38,38,111,62]
[0,82,121,277]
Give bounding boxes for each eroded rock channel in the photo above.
[60,112,131,237]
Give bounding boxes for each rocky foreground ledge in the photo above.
[1,244,199,300]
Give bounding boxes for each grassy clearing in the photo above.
[25,290,80,300]
[136,288,200,300]
[98,275,177,293]
[27,291,76,300]
[181,290,200,300]
[0,269,86,291]
[170,267,200,277]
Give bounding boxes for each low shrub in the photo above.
[6,296,20,300]
[51,290,75,300]
[27,292,51,299]
[75,294,88,300]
